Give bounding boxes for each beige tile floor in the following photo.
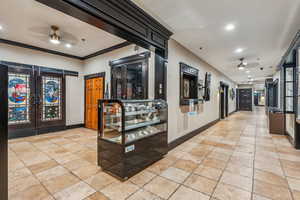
[8,107,300,200]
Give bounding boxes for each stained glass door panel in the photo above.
[37,72,65,130]
[42,76,62,121]
[7,66,36,139]
[8,73,31,124]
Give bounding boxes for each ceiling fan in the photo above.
[237,57,260,70]
[30,25,79,47]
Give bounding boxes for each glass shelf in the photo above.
[99,99,168,144]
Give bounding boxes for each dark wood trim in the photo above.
[66,123,85,129]
[35,0,172,59]
[83,42,132,60]
[84,72,106,80]
[84,72,106,128]
[168,119,220,150]
[0,65,8,200]
[0,38,83,60]
[155,55,167,100]
[109,51,151,66]
[1,61,79,77]
[1,38,135,62]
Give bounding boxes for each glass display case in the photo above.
[98,99,168,179]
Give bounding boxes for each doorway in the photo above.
[220,82,229,119]
[6,63,66,139]
[85,73,105,130]
[237,88,253,111]
[110,52,149,100]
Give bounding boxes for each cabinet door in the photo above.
[36,72,65,131]
[8,67,36,138]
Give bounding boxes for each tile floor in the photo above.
[8,107,300,200]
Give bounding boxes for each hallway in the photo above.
[8,108,299,200]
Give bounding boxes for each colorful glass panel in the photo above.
[42,76,62,121]
[8,73,30,124]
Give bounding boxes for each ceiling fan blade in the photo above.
[28,26,51,35]
[245,62,260,68]
[60,31,79,44]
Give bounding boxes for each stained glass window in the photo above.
[8,73,30,124]
[42,76,62,121]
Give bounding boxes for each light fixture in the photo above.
[246,70,250,73]
[225,24,235,31]
[49,25,61,45]
[247,75,251,78]
[65,43,72,48]
[0,25,3,30]
[235,48,244,53]
[238,65,245,70]
[237,58,247,70]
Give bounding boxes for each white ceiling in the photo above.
[0,0,125,57]
[133,0,300,84]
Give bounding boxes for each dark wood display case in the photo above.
[98,99,168,180]
[179,63,199,105]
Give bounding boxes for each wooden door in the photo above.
[85,77,104,130]
[238,88,253,111]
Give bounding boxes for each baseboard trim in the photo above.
[66,124,85,129]
[229,110,237,116]
[168,119,220,151]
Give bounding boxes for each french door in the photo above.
[8,65,65,138]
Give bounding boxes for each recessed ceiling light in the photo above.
[246,70,250,73]
[225,24,235,31]
[248,75,251,78]
[238,65,245,70]
[65,43,72,48]
[49,38,60,45]
[235,48,244,53]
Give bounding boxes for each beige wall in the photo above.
[167,39,237,142]
[0,41,237,143]
[0,43,85,126]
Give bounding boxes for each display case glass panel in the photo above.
[100,99,167,144]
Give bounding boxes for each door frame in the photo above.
[237,88,253,111]
[110,52,150,99]
[0,65,8,200]
[220,82,229,119]
[84,72,106,128]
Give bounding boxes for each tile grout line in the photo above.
[251,116,258,200]
[275,138,295,200]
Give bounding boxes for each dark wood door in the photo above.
[0,65,8,200]
[36,72,65,133]
[238,88,253,111]
[7,65,66,138]
[8,66,36,138]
